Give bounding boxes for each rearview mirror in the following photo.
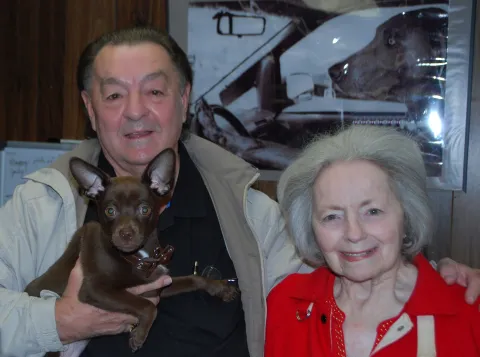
[213,11,266,37]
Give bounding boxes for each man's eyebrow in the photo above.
[140,70,169,84]
[98,76,126,88]
[98,70,169,89]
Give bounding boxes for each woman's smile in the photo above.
[340,247,378,262]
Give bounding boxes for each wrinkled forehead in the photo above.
[313,160,396,204]
[93,43,179,84]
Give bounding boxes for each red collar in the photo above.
[404,254,461,316]
[288,254,462,316]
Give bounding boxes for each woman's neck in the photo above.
[334,258,418,318]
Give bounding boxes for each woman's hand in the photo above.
[437,257,480,305]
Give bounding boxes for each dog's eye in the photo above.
[383,29,400,47]
[139,205,152,216]
[105,206,116,217]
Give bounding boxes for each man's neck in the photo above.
[113,158,181,183]
[101,146,181,180]
[112,163,145,178]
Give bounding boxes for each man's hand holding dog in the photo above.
[54,259,172,344]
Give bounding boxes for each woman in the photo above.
[265,125,480,357]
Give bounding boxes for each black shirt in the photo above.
[80,142,249,357]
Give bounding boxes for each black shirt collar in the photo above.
[169,141,207,218]
[97,149,116,177]
[96,142,207,219]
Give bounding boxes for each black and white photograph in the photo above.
[187,0,475,189]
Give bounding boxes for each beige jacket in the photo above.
[0,135,311,357]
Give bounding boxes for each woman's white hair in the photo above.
[277,125,434,266]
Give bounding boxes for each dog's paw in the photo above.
[129,330,146,353]
[207,281,239,302]
[220,284,239,302]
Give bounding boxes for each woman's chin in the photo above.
[341,273,378,283]
[334,266,384,283]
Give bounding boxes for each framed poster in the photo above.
[186,0,476,190]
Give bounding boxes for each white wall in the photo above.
[168,0,241,52]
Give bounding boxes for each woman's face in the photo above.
[312,160,405,282]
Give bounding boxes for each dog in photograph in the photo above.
[328,7,447,112]
[24,148,238,355]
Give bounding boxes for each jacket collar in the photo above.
[28,135,259,228]
[287,254,460,316]
[286,265,332,303]
[404,254,461,316]
[182,134,258,181]
[26,138,101,228]
[165,141,208,218]
[44,135,259,186]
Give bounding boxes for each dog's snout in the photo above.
[119,227,134,241]
[112,223,142,253]
[329,63,346,81]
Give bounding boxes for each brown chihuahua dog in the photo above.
[24,148,238,353]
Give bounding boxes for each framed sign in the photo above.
[186,0,476,190]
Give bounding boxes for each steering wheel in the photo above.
[193,98,252,138]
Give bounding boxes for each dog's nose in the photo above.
[329,64,345,81]
[119,228,134,241]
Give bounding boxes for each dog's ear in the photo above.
[69,157,111,199]
[142,148,176,197]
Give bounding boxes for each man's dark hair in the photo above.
[76,27,193,139]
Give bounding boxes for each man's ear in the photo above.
[81,90,96,132]
[142,148,176,196]
[69,157,111,199]
[181,83,191,122]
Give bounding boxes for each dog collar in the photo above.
[122,244,175,279]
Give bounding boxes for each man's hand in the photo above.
[437,257,480,304]
[55,259,172,344]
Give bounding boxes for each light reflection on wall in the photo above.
[428,110,442,139]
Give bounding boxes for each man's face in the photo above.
[82,43,190,175]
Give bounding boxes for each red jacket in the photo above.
[265,255,480,357]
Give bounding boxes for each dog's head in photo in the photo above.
[328,7,447,103]
[69,148,176,253]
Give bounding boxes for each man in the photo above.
[0,27,478,357]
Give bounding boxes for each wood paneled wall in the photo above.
[0,0,167,143]
[1,0,479,267]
